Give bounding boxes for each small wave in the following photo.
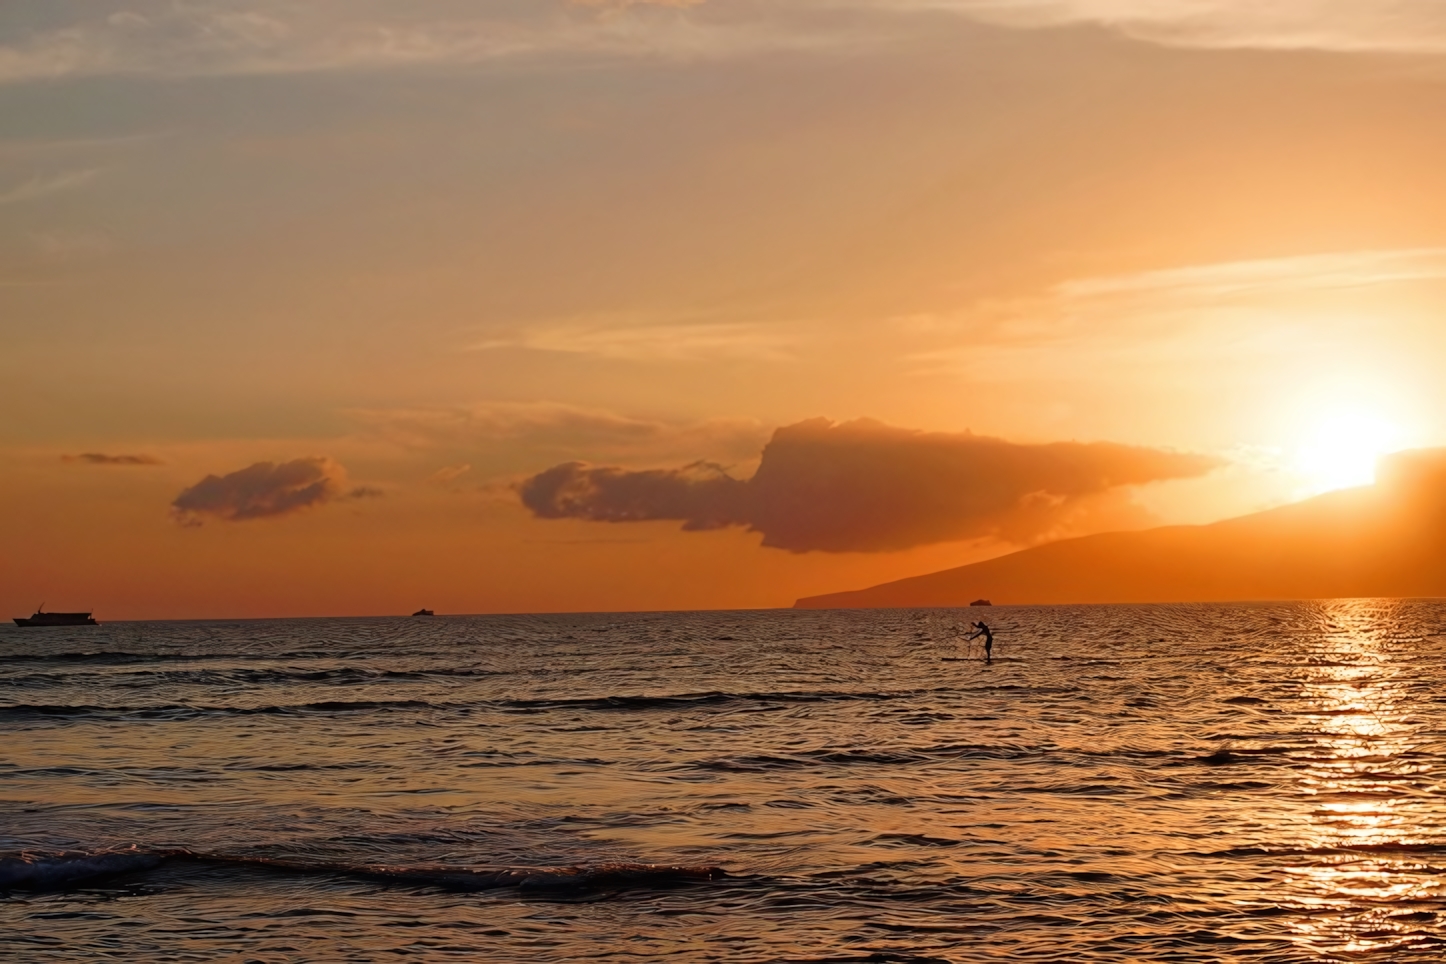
[697,750,926,772]
[871,833,963,848]
[0,849,168,891]
[0,689,951,723]
[696,741,1047,773]
[0,651,155,666]
[0,699,458,722]
[1189,744,1301,766]
[244,667,504,684]
[0,649,490,669]
[1189,842,1446,860]
[0,848,727,895]
[494,688,952,714]
[1,666,507,690]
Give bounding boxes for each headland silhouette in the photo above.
[795,448,1446,609]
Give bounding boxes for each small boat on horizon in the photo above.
[14,607,98,627]
[412,608,435,617]
[969,599,991,606]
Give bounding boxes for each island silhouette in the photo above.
[795,448,1446,609]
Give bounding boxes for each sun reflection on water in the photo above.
[1280,600,1444,959]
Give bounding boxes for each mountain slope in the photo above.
[794,449,1446,608]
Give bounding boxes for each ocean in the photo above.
[3,601,1445,962]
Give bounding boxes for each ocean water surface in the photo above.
[3,601,1446,961]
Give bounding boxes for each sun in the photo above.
[1294,412,1406,496]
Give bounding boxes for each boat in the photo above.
[969,599,991,606]
[411,608,434,617]
[14,608,98,627]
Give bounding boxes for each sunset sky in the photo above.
[5,1,1446,618]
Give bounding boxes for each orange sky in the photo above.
[4,1,1446,618]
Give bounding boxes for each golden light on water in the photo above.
[1283,600,1444,957]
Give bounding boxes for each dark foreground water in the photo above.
[3,601,1446,962]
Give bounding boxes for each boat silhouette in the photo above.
[14,605,98,627]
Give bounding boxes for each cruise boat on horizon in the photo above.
[13,608,98,627]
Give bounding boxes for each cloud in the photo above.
[32,229,112,261]
[171,456,357,524]
[519,417,1222,551]
[927,0,1446,53]
[572,0,706,10]
[0,1,830,85]
[0,169,99,205]
[63,452,164,466]
[1054,248,1446,301]
[351,401,768,462]
[0,132,163,159]
[470,315,801,362]
[2,0,1442,87]
[906,248,1446,382]
[428,464,472,484]
[523,459,751,530]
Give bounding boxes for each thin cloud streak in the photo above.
[1,0,1442,88]
[469,316,802,362]
[907,248,1446,379]
[0,132,164,158]
[428,464,472,485]
[350,402,768,462]
[894,0,1446,53]
[62,452,164,466]
[1057,248,1446,300]
[0,2,848,85]
[0,169,98,205]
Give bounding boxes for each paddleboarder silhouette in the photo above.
[966,621,994,663]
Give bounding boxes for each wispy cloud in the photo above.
[351,401,769,464]
[62,452,164,466]
[428,464,472,485]
[0,0,1440,87]
[0,169,98,205]
[896,0,1446,53]
[0,2,839,85]
[573,0,707,10]
[470,313,802,362]
[0,132,162,158]
[908,247,1446,378]
[32,228,111,261]
[1052,248,1446,301]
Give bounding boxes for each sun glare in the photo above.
[1294,413,1405,496]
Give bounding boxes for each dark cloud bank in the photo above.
[520,418,1221,552]
[172,457,377,526]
